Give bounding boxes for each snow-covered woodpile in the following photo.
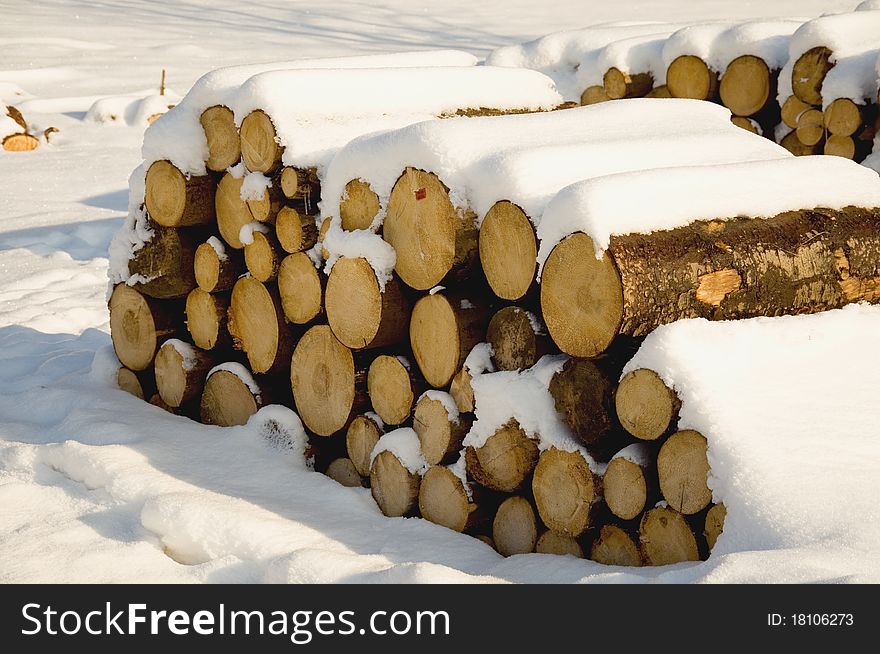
[108,35,880,567]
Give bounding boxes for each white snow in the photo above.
[369,427,428,475]
[239,171,272,201]
[164,338,198,371]
[321,228,396,289]
[1,106,24,140]
[448,454,473,501]
[238,221,269,247]
[857,0,880,9]
[85,91,180,126]
[660,22,737,73]
[463,342,496,376]
[206,236,227,261]
[420,390,461,424]
[206,362,261,401]
[593,33,674,85]
[622,305,880,577]
[537,155,880,268]
[820,48,880,106]
[363,411,385,430]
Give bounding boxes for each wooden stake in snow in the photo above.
[194,240,242,293]
[486,306,550,371]
[127,224,200,299]
[413,393,471,465]
[346,414,384,477]
[200,368,262,427]
[154,340,213,408]
[791,47,833,106]
[657,429,712,515]
[532,447,602,537]
[666,55,719,101]
[227,277,293,375]
[185,288,230,351]
[370,450,420,517]
[719,55,773,117]
[239,109,283,174]
[465,420,538,492]
[409,290,488,388]
[200,105,240,172]
[325,258,410,350]
[340,179,381,231]
[278,252,324,325]
[144,160,215,227]
[493,496,538,556]
[290,325,369,436]
[704,503,727,552]
[478,200,537,301]
[276,207,318,254]
[384,167,478,290]
[368,355,424,426]
[603,68,653,100]
[615,368,680,441]
[326,458,363,487]
[536,531,584,557]
[418,465,485,533]
[109,284,180,371]
[548,358,617,447]
[639,506,700,565]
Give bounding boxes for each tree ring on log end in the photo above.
[479,200,536,301]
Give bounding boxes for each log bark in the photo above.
[346,414,384,477]
[368,355,426,426]
[280,166,321,202]
[278,252,324,324]
[590,524,642,566]
[580,85,610,105]
[548,357,618,448]
[117,366,156,400]
[449,366,475,414]
[239,109,283,174]
[486,306,551,371]
[603,445,658,521]
[657,429,712,515]
[409,290,489,388]
[419,465,489,533]
[639,506,700,565]
[276,206,318,253]
[719,55,774,117]
[781,95,812,129]
[144,160,215,227]
[185,288,231,351]
[215,171,254,249]
[796,107,825,146]
[666,55,719,101]
[704,502,727,552]
[244,229,283,282]
[492,496,538,556]
[290,324,370,436]
[109,284,182,371]
[384,167,478,290]
[532,447,602,537]
[200,105,240,172]
[478,200,537,301]
[536,531,585,557]
[194,239,242,292]
[2,133,39,151]
[340,179,381,231]
[615,368,680,441]
[325,257,410,350]
[603,68,653,99]
[227,277,293,375]
[370,450,421,517]
[791,46,833,106]
[326,458,364,487]
[465,419,538,493]
[6,105,27,130]
[154,340,214,408]
[540,209,880,358]
[413,392,472,465]
[127,224,202,299]
[199,368,263,426]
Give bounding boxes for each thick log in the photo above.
[346,414,384,477]
[117,366,155,400]
[2,133,39,151]
[639,506,700,565]
[280,166,320,202]
[704,503,727,552]
[326,458,364,487]
[368,355,425,426]
[326,258,410,350]
[449,366,475,414]
[194,239,242,292]
[478,200,537,301]
[419,465,488,533]
[278,252,324,324]
[290,324,369,436]
[200,368,263,426]
[615,368,680,441]
[215,171,254,249]
[340,179,381,231]
[666,55,719,101]
[603,68,653,100]
[781,95,812,129]
[540,209,880,358]
[796,108,825,146]
[590,525,643,566]
[276,206,318,254]
[791,46,833,106]
[414,392,472,465]
[227,277,293,375]
[244,229,283,282]
[493,496,538,556]
[604,445,657,521]
[465,419,538,493]
[144,160,215,227]
[580,85,610,105]
[409,290,488,388]
[719,55,773,117]
[185,288,231,351]
[200,105,240,172]
[532,447,602,537]
[657,430,712,515]
[239,109,282,174]
[384,167,478,290]
[548,358,617,448]
[370,450,420,517]
[779,129,823,156]
[486,306,550,371]
[127,224,201,299]
[824,98,865,137]
[109,284,181,371]
[154,340,214,408]
[535,531,585,557]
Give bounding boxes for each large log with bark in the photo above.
[200,367,264,426]
[615,368,680,441]
[290,324,369,436]
[128,224,202,299]
[227,277,293,375]
[370,450,420,517]
[154,340,214,408]
[144,160,215,227]
[325,258,410,350]
[368,355,424,426]
[346,414,384,477]
[185,288,231,351]
[200,105,240,172]
[639,506,700,565]
[413,392,471,465]
[657,429,712,515]
[541,208,880,358]
[486,306,551,371]
[109,284,181,371]
[383,168,478,290]
[493,496,538,556]
[532,447,602,537]
[478,201,537,301]
[465,419,538,492]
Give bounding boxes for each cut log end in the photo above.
[276,207,318,254]
[370,450,420,517]
[824,97,863,137]
[280,167,319,201]
[590,525,643,567]
[154,340,213,408]
[719,55,771,117]
[2,133,39,151]
[479,201,537,301]
[368,355,418,426]
[200,369,260,426]
[657,430,712,515]
[326,458,364,487]
[340,179,381,231]
[667,55,718,101]
[278,252,324,324]
[239,109,282,174]
[144,160,214,227]
[200,105,240,172]
[228,276,290,375]
[493,496,538,556]
[580,85,610,105]
[781,95,812,129]
[215,172,253,249]
[487,306,546,372]
[548,358,616,447]
[418,465,476,533]
[615,368,679,440]
[414,393,470,466]
[603,68,653,100]
[796,108,825,147]
[704,503,727,552]
[604,456,648,522]
[536,531,584,557]
[185,288,229,351]
[194,241,240,293]
[532,447,600,537]
[466,420,538,493]
[346,414,384,477]
[791,47,833,106]
[244,230,282,282]
[639,507,700,565]
[109,284,175,371]
[117,367,149,400]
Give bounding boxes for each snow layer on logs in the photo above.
[141,49,478,175]
[820,49,880,106]
[370,428,428,475]
[206,362,262,400]
[622,304,880,572]
[536,155,880,267]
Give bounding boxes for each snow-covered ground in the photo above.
[0,0,872,583]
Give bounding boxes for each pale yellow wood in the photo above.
[227,276,285,374]
[532,447,599,537]
[536,531,584,557]
[200,105,240,172]
[615,368,678,441]
[639,507,699,565]
[340,179,381,231]
[200,369,259,427]
[478,200,536,301]
[239,109,282,173]
[368,355,415,426]
[418,465,474,533]
[278,252,323,324]
[667,55,717,100]
[590,525,642,567]
[720,55,771,117]
[326,458,363,487]
[493,496,537,556]
[346,415,383,477]
[370,450,420,517]
[215,172,253,249]
[657,429,712,515]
